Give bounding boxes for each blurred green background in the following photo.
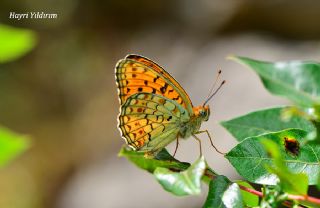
[1,1,320,208]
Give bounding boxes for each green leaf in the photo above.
[281,106,320,142]
[0,24,37,63]
[119,147,217,185]
[154,156,206,196]
[261,139,308,195]
[318,173,320,190]
[119,147,190,173]
[0,126,30,167]
[229,56,320,107]
[221,107,315,141]
[235,180,259,207]
[225,129,320,185]
[203,175,243,208]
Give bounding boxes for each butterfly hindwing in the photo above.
[118,93,190,153]
[115,55,194,114]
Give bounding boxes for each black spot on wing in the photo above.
[160,83,168,94]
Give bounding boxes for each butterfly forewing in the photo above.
[118,93,189,153]
[115,55,193,114]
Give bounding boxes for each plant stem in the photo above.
[288,194,320,205]
[203,171,320,206]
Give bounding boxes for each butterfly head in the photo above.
[193,105,210,121]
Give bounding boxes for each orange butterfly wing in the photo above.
[115,54,195,154]
[115,54,194,113]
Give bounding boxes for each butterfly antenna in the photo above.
[203,80,226,106]
[205,69,222,100]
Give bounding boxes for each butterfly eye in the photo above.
[200,110,206,117]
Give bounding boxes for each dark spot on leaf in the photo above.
[138,87,143,92]
[284,137,300,156]
[137,108,143,112]
[132,74,137,78]
[167,116,172,121]
[152,88,156,93]
[127,88,131,93]
[144,80,148,85]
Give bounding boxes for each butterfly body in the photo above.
[115,54,211,156]
[179,106,210,138]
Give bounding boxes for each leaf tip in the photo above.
[118,146,127,157]
[226,54,237,61]
[219,120,227,126]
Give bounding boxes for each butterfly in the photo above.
[115,54,224,157]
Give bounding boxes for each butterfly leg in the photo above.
[196,130,225,155]
[172,136,180,158]
[192,134,202,156]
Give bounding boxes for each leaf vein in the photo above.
[227,156,319,165]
